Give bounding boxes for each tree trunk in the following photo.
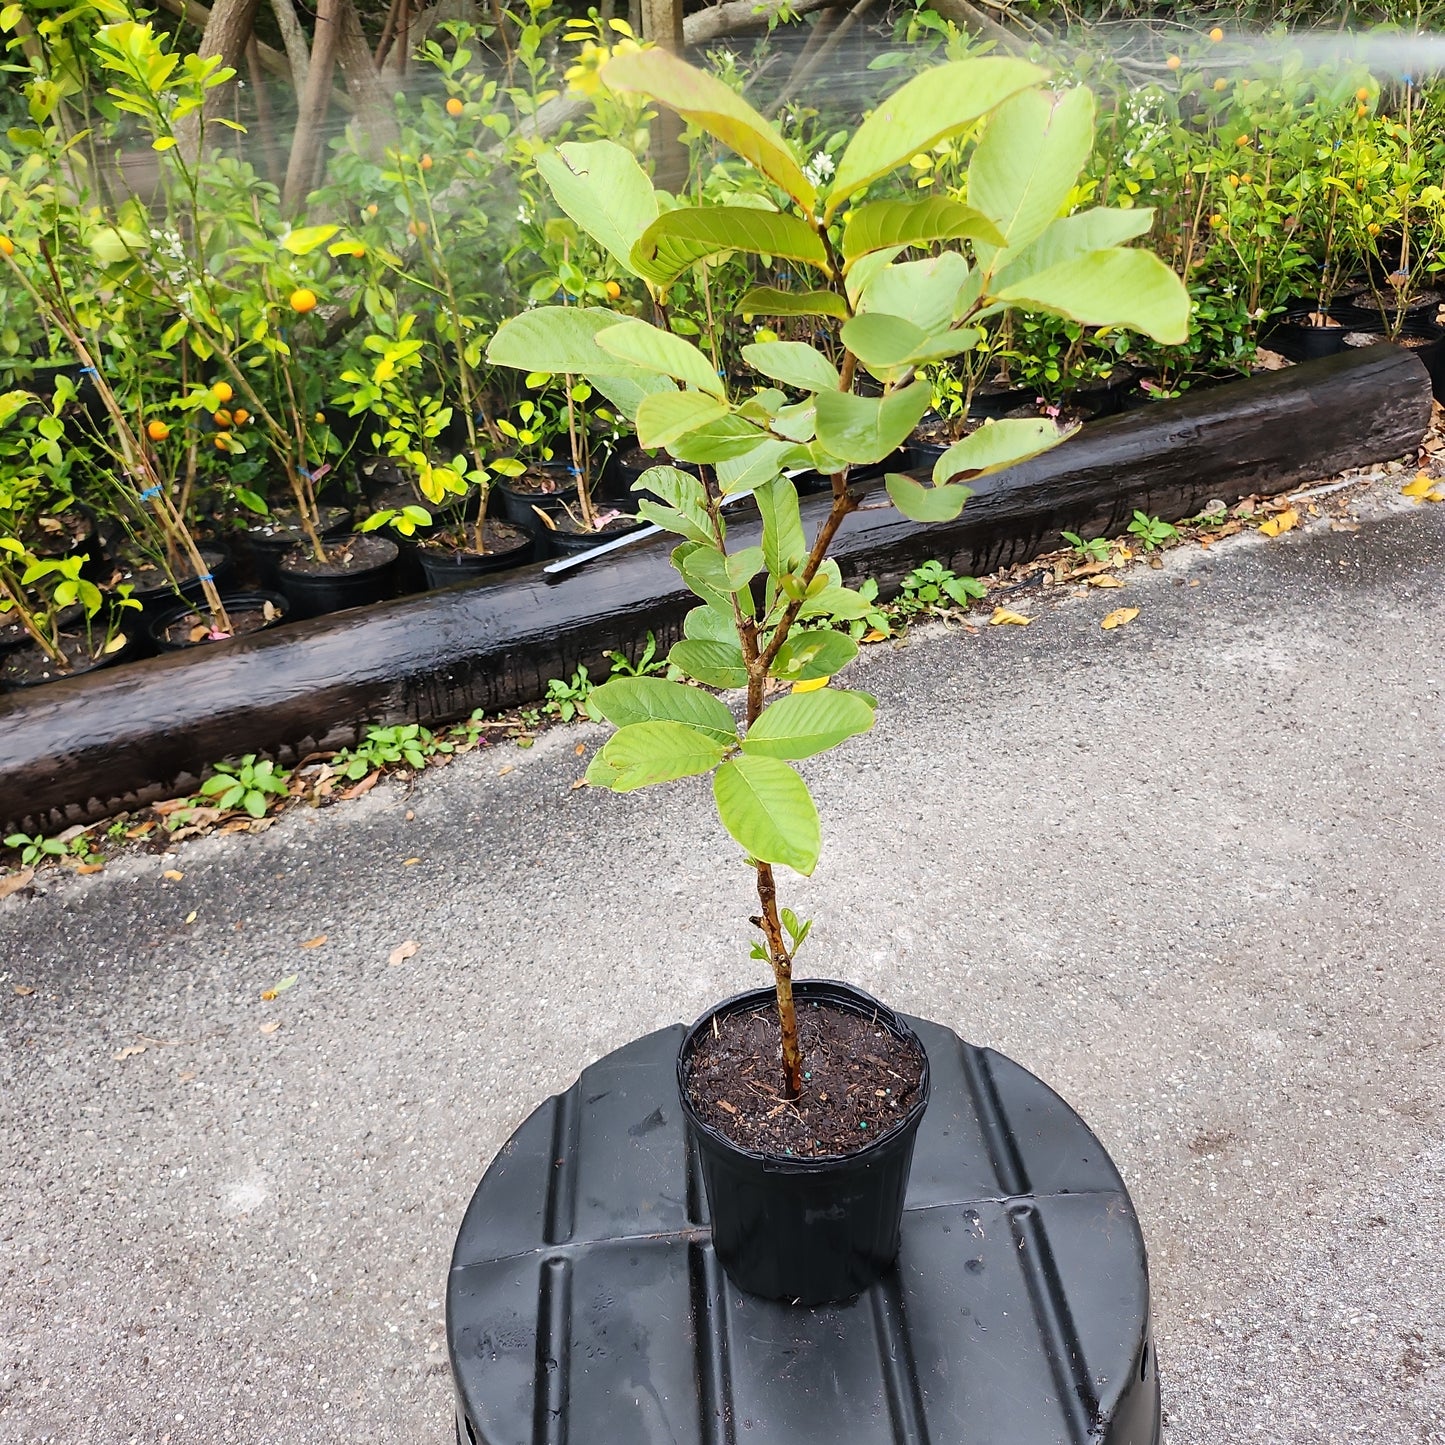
[335,0,402,161]
[174,0,264,157]
[641,0,687,190]
[269,0,311,90]
[282,0,342,213]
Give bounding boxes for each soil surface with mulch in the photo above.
[507,464,574,496]
[25,509,97,561]
[550,509,643,540]
[684,997,926,1159]
[279,532,395,577]
[422,517,530,559]
[0,630,126,687]
[109,545,224,595]
[248,505,353,547]
[157,600,282,649]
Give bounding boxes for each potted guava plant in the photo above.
[486,50,1188,1305]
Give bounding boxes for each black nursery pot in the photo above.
[678,980,931,1306]
[1267,310,1349,362]
[144,591,289,653]
[245,507,354,590]
[494,464,578,534]
[544,514,648,557]
[276,535,398,620]
[417,531,535,588]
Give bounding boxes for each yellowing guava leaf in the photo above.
[1258,508,1298,537]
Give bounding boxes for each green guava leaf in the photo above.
[769,630,859,682]
[602,49,817,209]
[814,382,931,465]
[585,720,729,791]
[537,141,658,277]
[712,756,820,875]
[590,677,737,743]
[669,639,749,689]
[826,58,1045,218]
[631,206,829,285]
[741,688,875,760]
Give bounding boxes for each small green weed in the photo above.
[333,724,453,780]
[196,756,291,819]
[542,666,596,722]
[4,832,68,867]
[896,560,986,618]
[845,578,894,641]
[1126,511,1179,552]
[606,632,670,679]
[1061,530,1112,562]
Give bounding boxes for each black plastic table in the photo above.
[447,1015,1161,1445]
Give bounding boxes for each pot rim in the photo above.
[677,978,931,1171]
[145,591,288,643]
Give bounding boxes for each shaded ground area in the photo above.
[2,488,1442,1443]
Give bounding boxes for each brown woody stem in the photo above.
[755,862,804,1098]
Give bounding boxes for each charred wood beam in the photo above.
[0,346,1430,832]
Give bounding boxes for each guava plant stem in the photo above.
[755,862,805,1097]
[564,376,596,530]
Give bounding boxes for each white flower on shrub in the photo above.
[803,150,836,187]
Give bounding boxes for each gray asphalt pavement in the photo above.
[2,483,1442,1444]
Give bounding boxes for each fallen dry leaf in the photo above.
[989,607,1032,627]
[75,862,104,876]
[1101,607,1140,631]
[574,743,586,756]
[1331,520,1361,532]
[13,984,35,997]
[163,869,185,881]
[405,810,415,821]
[1088,574,1124,588]
[114,1044,147,1060]
[497,764,514,777]
[388,940,419,967]
[218,820,251,834]
[300,934,327,949]
[184,910,197,925]
[260,974,298,1001]
[403,857,421,866]
[258,1020,282,1035]
[0,868,35,901]
[125,821,155,839]
[1402,472,1445,502]
[178,1071,197,1083]
[1258,508,1299,538]
[339,772,380,801]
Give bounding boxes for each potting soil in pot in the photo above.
[279,532,395,578]
[684,997,927,1157]
[153,596,284,649]
[0,630,129,687]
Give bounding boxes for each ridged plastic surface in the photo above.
[447,1018,1161,1445]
